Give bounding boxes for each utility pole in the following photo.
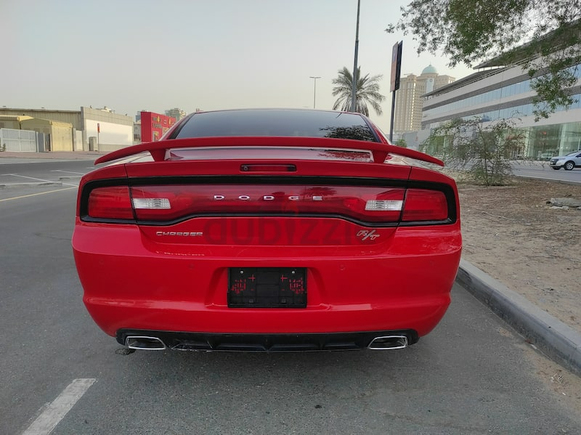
[309,76,321,109]
[389,41,403,142]
[350,0,361,112]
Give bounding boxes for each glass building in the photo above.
[421,62,581,159]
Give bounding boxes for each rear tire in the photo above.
[564,161,575,171]
[551,167,560,170]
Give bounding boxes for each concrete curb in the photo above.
[457,259,581,376]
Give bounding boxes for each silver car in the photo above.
[549,151,581,170]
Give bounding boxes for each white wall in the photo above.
[84,120,132,149]
[75,130,83,151]
[81,107,134,150]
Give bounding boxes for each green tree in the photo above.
[395,138,408,148]
[332,67,386,116]
[386,1,581,119]
[421,118,525,186]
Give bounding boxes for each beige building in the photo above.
[20,118,74,151]
[0,115,73,151]
[0,115,34,129]
[0,107,134,151]
[394,65,455,134]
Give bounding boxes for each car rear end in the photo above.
[72,110,462,351]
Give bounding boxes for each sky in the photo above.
[1,0,473,133]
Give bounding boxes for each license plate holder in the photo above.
[228,267,306,308]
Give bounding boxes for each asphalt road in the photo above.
[511,161,581,184]
[1,160,580,434]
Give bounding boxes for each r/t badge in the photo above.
[357,230,380,241]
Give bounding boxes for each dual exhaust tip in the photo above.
[126,336,166,350]
[124,334,409,351]
[367,335,408,350]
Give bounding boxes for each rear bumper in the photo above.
[73,222,461,339]
[87,295,450,338]
[117,329,419,351]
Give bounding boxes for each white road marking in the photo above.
[0,187,76,202]
[50,170,86,175]
[5,174,79,187]
[6,174,54,183]
[22,378,96,435]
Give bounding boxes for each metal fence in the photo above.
[0,129,42,152]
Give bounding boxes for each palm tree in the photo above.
[332,67,385,116]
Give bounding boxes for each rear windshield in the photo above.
[171,109,379,142]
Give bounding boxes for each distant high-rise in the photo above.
[165,108,187,121]
[394,65,455,134]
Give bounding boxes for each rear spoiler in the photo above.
[95,137,444,167]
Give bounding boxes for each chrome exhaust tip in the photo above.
[368,335,408,350]
[125,336,166,351]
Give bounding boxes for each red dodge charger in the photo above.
[72,109,462,352]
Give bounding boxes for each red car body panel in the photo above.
[74,220,460,336]
[72,110,461,351]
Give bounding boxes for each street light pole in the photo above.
[309,76,321,109]
[350,0,361,112]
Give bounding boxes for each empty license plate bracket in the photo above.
[228,268,307,308]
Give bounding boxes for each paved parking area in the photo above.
[0,160,96,189]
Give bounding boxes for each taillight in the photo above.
[84,184,450,224]
[88,186,134,220]
[129,185,407,223]
[402,189,448,221]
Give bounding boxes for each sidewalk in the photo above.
[2,151,580,376]
[0,151,105,163]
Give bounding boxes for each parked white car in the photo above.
[549,151,581,170]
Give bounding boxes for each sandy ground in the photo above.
[456,176,581,334]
